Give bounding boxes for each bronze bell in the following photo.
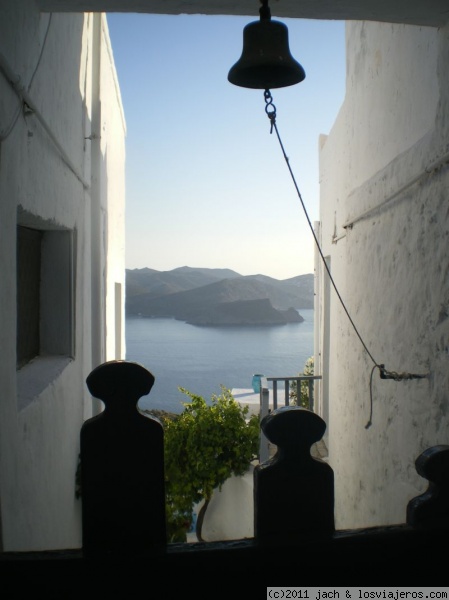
[228,7,305,90]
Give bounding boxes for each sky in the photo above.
[106,13,346,280]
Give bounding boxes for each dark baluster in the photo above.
[80,360,166,556]
[407,444,449,527]
[254,406,334,544]
[308,379,314,411]
[284,379,289,406]
[272,380,278,409]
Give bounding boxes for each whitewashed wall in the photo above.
[195,466,255,542]
[316,21,449,529]
[0,1,125,551]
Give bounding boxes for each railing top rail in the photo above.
[266,375,322,382]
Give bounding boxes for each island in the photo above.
[184,299,304,326]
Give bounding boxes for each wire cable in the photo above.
[264,90,381,368]
[263,90,429,427]
[364,365,377,429]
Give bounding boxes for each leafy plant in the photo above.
[289,355,314,408]
[162,386,260,543]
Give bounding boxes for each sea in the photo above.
[125,308,314,415]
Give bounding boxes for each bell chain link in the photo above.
[264,89,276,133]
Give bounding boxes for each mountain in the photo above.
[126,267,314,326]
[126,266,241,298]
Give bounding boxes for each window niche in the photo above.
[16,212,75,408]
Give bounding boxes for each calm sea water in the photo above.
[125,309,314,414]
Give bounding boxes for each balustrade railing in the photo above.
[1,359,448,596]
[265,375,322,411]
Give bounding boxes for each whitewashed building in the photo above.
[0,2,126,550]
[315,20,449,529]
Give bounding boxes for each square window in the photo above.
[16,215,75,408]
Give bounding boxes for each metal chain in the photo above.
[264,89,276,134]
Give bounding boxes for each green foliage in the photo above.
[289,355,314,408]
[162,386,260,543]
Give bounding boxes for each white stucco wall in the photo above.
[316,21,449,529]
[195,466,255,542]
[0,1,125,551]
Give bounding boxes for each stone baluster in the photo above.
[407,444,449,527]
[79,360,447,556]
[254,405,335,544]
[80,360,166,556]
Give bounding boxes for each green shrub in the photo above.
[162,386,260,542]
[289,355,314,408]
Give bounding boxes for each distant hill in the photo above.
[126,266,314,326]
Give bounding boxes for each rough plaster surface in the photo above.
[34,0,449,28]
[317,20,449,529]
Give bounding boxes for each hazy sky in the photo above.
[106,13,346,280]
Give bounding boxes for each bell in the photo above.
[228,12,305,90]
